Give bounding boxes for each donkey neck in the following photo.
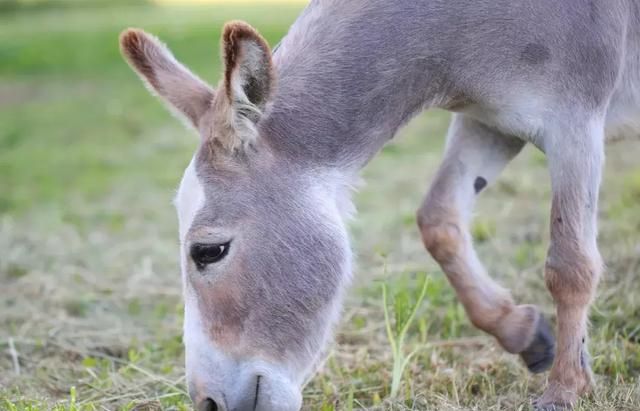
[260,2,442,171]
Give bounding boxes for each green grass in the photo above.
[1,2,640,410]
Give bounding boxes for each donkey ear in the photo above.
[221,21,274,129]
[120,29,214,129]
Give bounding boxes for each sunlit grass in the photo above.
[382,273,430,398]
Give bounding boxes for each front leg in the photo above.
[418,115,555,371]
[536,120,605,410]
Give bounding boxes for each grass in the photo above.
[382,272,430,399]
[1,2,640,410]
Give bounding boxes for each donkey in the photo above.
[119,0,640,410]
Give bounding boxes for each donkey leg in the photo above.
[417,114,555,371]
[535,120,604,410]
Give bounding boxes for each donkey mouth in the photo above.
[198,398,218,411]
[252,375,262,410]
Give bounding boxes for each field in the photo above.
[1,2,640,410]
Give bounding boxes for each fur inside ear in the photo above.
[219,21,274,146]
[120,28,214,129]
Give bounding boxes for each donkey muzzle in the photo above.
[189,361,302,411]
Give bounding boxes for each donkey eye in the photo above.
[190,242,230,269]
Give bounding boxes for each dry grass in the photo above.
[1,2,640,410]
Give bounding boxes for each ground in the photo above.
[1,2,639,411]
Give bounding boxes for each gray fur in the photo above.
[191,150,348,364]
[265,0,637,161]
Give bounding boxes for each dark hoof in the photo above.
[520,314,555,373]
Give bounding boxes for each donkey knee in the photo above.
[416,207,464,264]
[544,245,603,307]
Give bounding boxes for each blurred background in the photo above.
[1,1,639,410]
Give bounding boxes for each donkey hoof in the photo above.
[520,314,555,373]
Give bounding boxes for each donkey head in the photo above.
[120,22,351,411]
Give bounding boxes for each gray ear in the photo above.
[120,28,214,129]
[221,21,274,132]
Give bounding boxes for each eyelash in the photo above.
[190,242,231,270]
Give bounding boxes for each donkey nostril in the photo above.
[198,398,218,411]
